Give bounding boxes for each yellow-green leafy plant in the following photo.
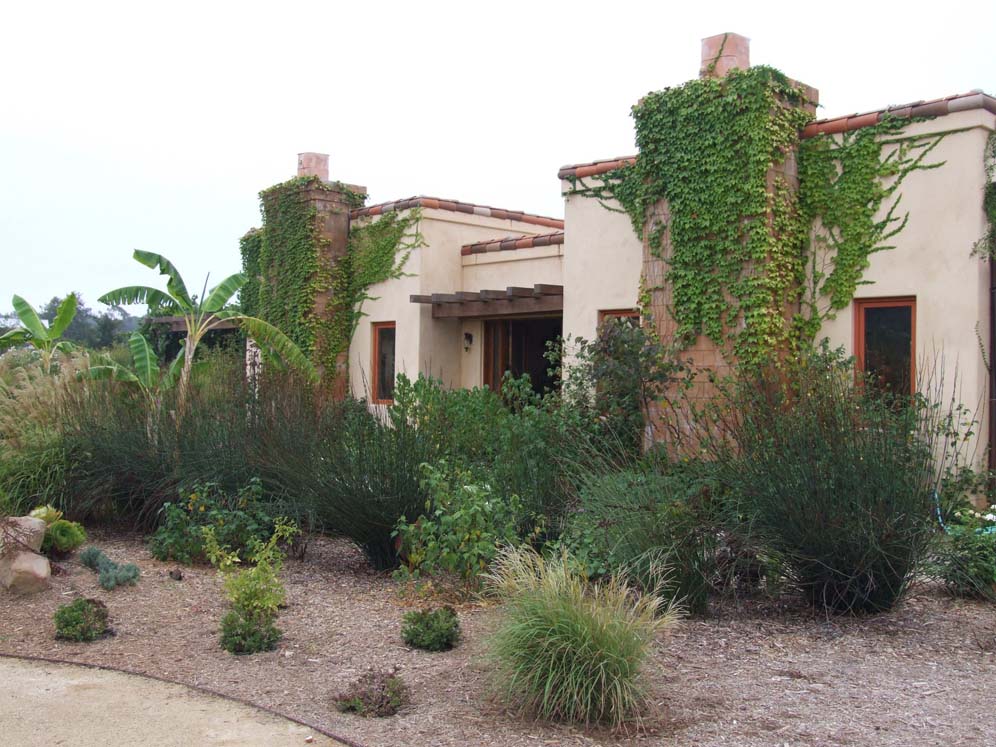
[204,517,298,654]
[484,545,680,728]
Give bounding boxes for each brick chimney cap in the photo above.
[297,152,330,181]
[700,32,751,79]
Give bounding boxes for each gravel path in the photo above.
[0,656,343,747]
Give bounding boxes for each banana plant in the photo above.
[99,251,316,418]
[84,331,183,403]
[0,294,78,374]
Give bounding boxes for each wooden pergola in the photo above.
[410,284,563,319]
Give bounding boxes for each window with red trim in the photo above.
[854,297,916,395]
[372,322,396,404]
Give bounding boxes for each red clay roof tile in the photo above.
[560,90,994,180]
[461,231,565,256]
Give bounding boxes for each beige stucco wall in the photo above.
[560,186,644,345]
[818,109,995,464]
[349,208,562,398]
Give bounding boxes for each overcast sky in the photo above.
[2,0,994,315]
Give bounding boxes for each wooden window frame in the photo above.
[853,296,916,394]
[371,321,397,405]
[483,319,510,391]
[598,309,641,326]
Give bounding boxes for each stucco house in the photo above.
[251,33,995,460]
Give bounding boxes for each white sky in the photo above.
[2,0,994,314]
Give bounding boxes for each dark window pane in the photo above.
[864,305,912,394]
[376,326,395,401]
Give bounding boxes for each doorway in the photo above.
[483,316,562,394]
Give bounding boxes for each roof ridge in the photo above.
[351,195,564,230]
[558,89,995,180]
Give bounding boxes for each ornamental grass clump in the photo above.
[700,349,970,614]
[484,545,680,728]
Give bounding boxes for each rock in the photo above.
[1,516,47,553]
[0,550,52,595]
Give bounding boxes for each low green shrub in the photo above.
[219,609,281,654]
[333,670,410,717]
[149,479,274,565]
[204,518,297,655]
[932,528,996,599]
[29,504,63,524]
[401,606,460,651]
[484,545,679,727]
[78,546,140,590]
[394,462,526,586]
[54,598,109,642]
[41,518,87,555]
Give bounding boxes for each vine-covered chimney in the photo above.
[250,154,367,397]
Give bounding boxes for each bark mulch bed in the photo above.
[1,531,994,747]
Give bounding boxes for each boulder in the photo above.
[1,516,48,553]
[0,550,51,595]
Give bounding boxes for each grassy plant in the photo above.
[255,392,429,569]
[484,545,680,728]
[698,348,972,614]
[54,598,109,642]
[401,606,460,651]
[560,466,716,614]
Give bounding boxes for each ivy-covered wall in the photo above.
[241,175,420,388]
[565,65,945,367]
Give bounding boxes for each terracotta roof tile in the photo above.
[351,196,564,229]
[461,231,565,256]
[559,90,994,180]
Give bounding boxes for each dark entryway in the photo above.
[483,316,562,394]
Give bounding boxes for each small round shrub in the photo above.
[29,504,63,525]
[484,545,679,727]
[54,598,109,642]
[333,670,410,717]
[932,528,996,599]
[42,519,87,555]
[401,606,460,651]
[219,610,281,654]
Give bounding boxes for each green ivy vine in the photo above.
[324,208,424,369]
[566,66,945,364]
[243,175,421,379]
[567,66,813,363]
[797,117,944,340]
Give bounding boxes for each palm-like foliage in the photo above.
[83,331,182,403]
[0,294,78,374]
[99,250,316,416]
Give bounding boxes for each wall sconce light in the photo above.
[463,332,473,351]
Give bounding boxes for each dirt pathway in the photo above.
[0,656,346,746]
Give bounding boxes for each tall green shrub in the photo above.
[702,349,965,613]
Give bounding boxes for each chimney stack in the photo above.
[700,32,750,78]
[297,152,329,181]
